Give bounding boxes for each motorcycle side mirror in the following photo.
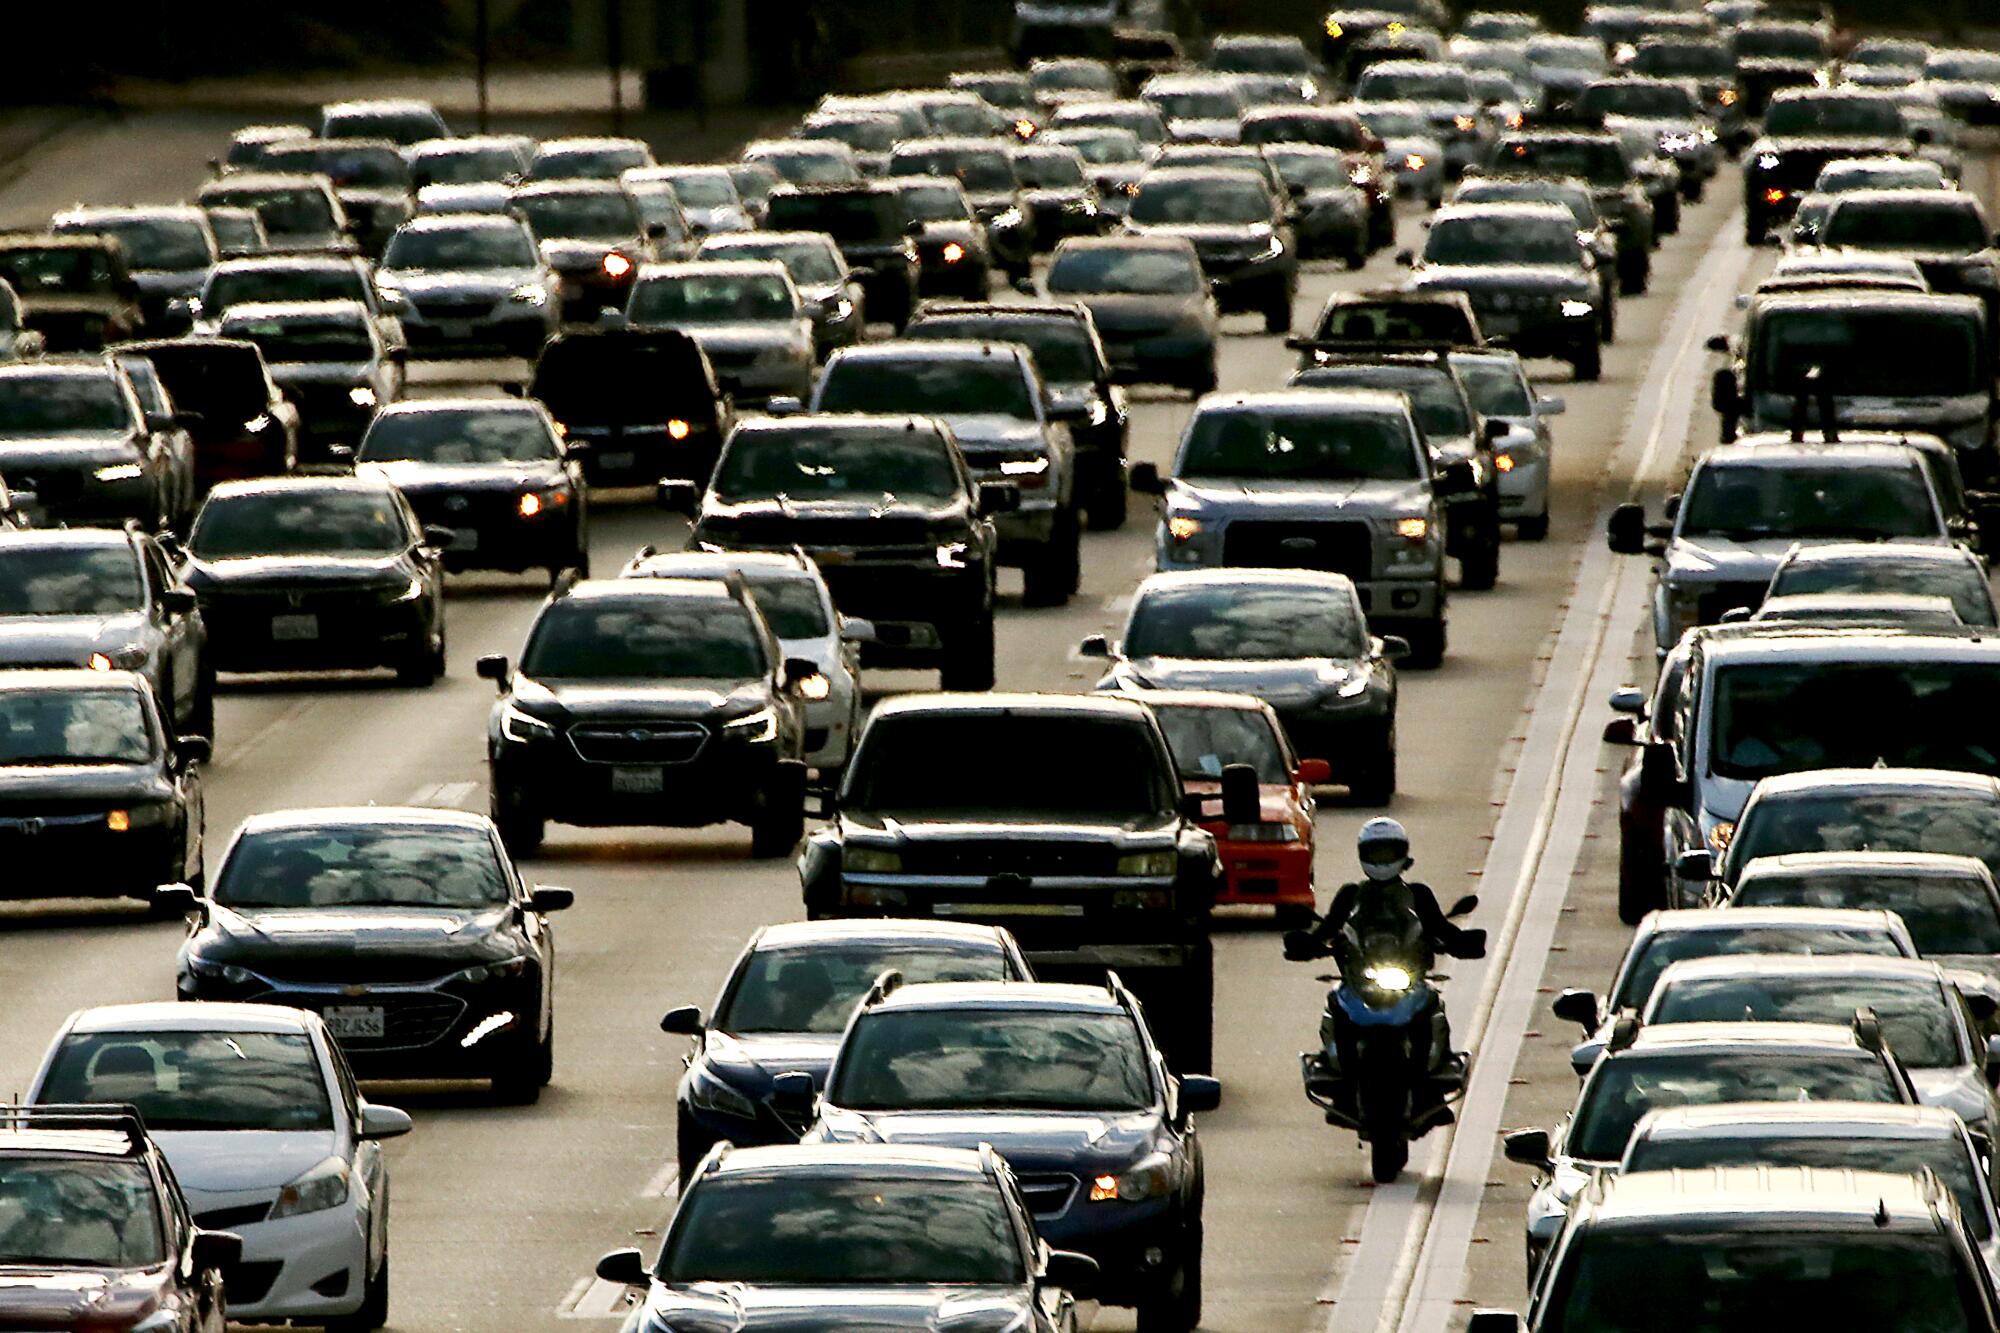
[1501,1127,1553,1171]
[1282,929,1319,961]
[1220,762,1259,826]
[1446,894,1478,917]
[1551,988,1600,1032]
[1674,849,1714,881]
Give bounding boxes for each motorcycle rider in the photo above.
[1287,818,1486,1109]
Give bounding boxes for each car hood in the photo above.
[1171,475,1430,514]
[935,415,1046,452]
[156,1129,341,1196]
[0,761,170,805]
[0,614,150,665]
[0,1268,163,1327]
[816,1107,1160,1169]
[642,1284,1035,1333]
[1107,656,1361,707]
[0,434,139,468]
[700,1030,844,1091]
[194,903,520,967]
[382,269,541,299]
[1067,292,1205,333]
[360,460,563,493]
[1910,1066,1995,1127]
[681,323,809,354]
[518,675,770,721]
[1664,534,1839,581]
[1412,265,1591,294]
[186,554,408,589]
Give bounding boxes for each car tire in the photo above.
[1571,340,1603,383]
[1350,725,1396,806]
[941,611,996,691]
[395,619,446,687]
[1370,1137,1409,1183]
[1088,466,1129,532]
[1402,619,1446,670]
[492,1021,551,1105]
[1744,217,1767,247]
[1263,292,1294,335]
[326,1256,389,1333]
[1618,256,1648,296]
[493,789,546,857]
[1457,517,1499,592]
[1136,1222,1203,1333]
[1617,837,1665,926]
[1021,506,1080,607]
[750,761,807,859]
[1516,513,1550,541]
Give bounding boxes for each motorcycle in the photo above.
[1285,893,1484,1182]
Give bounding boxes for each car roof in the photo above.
[829,339,1031,366]
[1196,386,1412,415]
[866,980,1123,1014]
[212,254,358,273]
[1053,234,1198,255]
[397,213,524,233]
[1431,200,1577,225]
[557,576,742,607]
[219,299,373,325]
[1748,766,2000,800]
[1137,567,1360,598]
[1653,952,1947,987]
[1700,627,2000,665]
[700,230,838,252]
[627,550,815,579]
[204,473,398,501]
[707,1143,992,1179]
[752,919,1011,950]
[1641,906,1909,934]
[324,97,438,115]
[728,414,946,442]
[1738,850,1994,882]
[56,204,207,224]
[1619,1020,1880,1055]
[0,528,135,552]
[1779,540,1981,566]
[65,1001,318,1035]
[0,232,125,251]
[372,397,544,418]
[912,301,1093,326]
[0,668,147,694]
[1751,290,1984,317]
[236,805,495,836]
[637,259,791,281]
[537,136,648,153]
[1700,440,1928,468]
[1117,688,1277,713]
[0,359,118,383]
[1633,1101,1966,1141]
[869,691,1157,723]
[1579,1167,1949,1233]
[1137,166,1271,188]
[198,172,331,193]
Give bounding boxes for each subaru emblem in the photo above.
[18,817,42,836]
[627,728,652,743]
[1279,536,1319,552]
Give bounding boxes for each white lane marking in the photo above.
[639,1159,681,1200]
[561,1277,643,1319]
[403,780,479,809]
[1322,210,1755,1333]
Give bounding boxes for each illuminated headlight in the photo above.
[1116,850,1177,876]
[269,1157,350,1219]
[1301,79,1320,100]
[1325,17,1344,37]
[999,456,1049,477]
[795,672,832,701]
[1718,88,1739,105]
[94,463,145,481]
[942,241,967,264]
[1364,964,1413,991]
[1014,118,1037,139]
[1404,153,1427,170]
[602,252,633,278]
[1755,152,1780,170]
[1090,1152,1175,1202]
[1453,114,1476,132]
[1394,516,1428,540]
[1661,132,1699,152]
[349,386,378,407]
[500,702,556,742]
[723,706,778,742]
[1167,515,1201,542]
[935,541,970,569]
[1699,127,1717,143]
[1349,165,1372,185]
[828,297,855,320]
[1560,299,1593,318]
[1495,453,1516,472]
[1706,821,1734,854]
[455,954,530,984]
[1329,669,1371,699]
[519,488,566,517]
[509,284,549,305]
[1085,398,1110,426]
[106,803,172,831]
[844,846,903,873]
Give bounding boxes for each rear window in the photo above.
[531,336,715,422]
[765,192,898,243]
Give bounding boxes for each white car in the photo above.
[27,1002,411,1330]
[620,547,868,777]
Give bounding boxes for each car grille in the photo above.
[702,347,761,376]
[259,991,467,1051]
[568,721,708,764]
[1017,1172,1079,1215]
[223,1260,284,1305]
[1222,520,1373,579]
[1465,289,1552,314]
[414,295,498,321]
[895,841,1122,877]
[195,1201,273,1230]
[1693,581,1768,623]
[713,516,939,548]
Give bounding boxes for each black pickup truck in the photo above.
[799,692,1225,1070]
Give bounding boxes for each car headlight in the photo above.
[686,1066,760,1120]
[603,252,633,278]
[1453,114,1476,132]
[269,1157,350,1219]
[518,488,568,518]
[828,297,855,321]
[1404,153,1427,170]
[1167,515,1201,542]
[182,954,254,986]
[1086,398,1110,426]
[106,803,173,831]
[1349,165,1372,185]
[1560,299,1593,318]
[844,846,903,873]
[1259,235,1284,260]
[999,456,1050,478]
[455,954,530,984]
[1394,516,1428,540]
[942,241,967,264]
[723,706,777,742]
[1706,821,1734,854]
[1116,850,1176,876]
[1090,1152,1176,1202]
[93,462,145,482]
[1364,963,1413,991]
[1329,669,1371,699]
[500,702,557,742]
[350,386,378,408]
[510,284,549,305]
[935,541,970,569]
[795,671,832,701]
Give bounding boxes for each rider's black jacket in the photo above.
[1299,876,1487,962]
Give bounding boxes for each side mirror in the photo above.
[660,1004,704,1036]
[357,1101,413,1141]
[1482,418,1508,443]
[1551,988,1601,1031]
[190,1231,243,1272]
[1378,634,1410,662]
[529,885,575,912]
[476,653,510,686]
[561,440,592,461]
[1447,893,1479,917]
[1986,1032,2000,1075]
[769,1069,817,1116]
[161,587,198,615]
[646,221,669,239]
[176,735,213,765]
[1538,394,1566,415]
[1220,762,1260,826]
[595,1248,649,1288]
[1438,459,1476,494]
[977,480,1021,515]
[765,395,804,416]
[1704,333,1729,354]
[1128,461,1165,495]
[1608,685,1647,715]
[1709,367,1737,415]
[1718,606,1751,624]
[656,479,700,514]
[152,883,200,917]
[1601,715,1639,746]
[421,524,455,550]
[839,616,876,644]
[175,409,206,427]
[1501,1127,1553,1171]
[1606,501,1648,555]
[1674,848,1714,882]
[1043,1250,1100,1294]
[144,410,174,434]
[1079,633,1110,658]
[1178,1073,1222,1113]
[1296,758,1332,785]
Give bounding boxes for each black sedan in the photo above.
[0,668,205,911]
[354,399,588,583]
[171,807,570,1102]
[182,475,449,685]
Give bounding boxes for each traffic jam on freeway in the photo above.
[5,0,2000,1330]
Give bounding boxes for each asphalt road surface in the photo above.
[3,111,1989,1333]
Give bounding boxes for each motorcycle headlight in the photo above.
[1090,1152,1176,1202]
[844,846,903,873]
[1364,963,1413,992]
[723,706,777,742]
[269,1156,350,1219]
[500,702,557,742]
[686,1066,759,1120]
[1116,850,1177,877]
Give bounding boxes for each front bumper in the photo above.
[1027,1191,1183,1307]
[492,728,783,828]
[209,1198,371,1320]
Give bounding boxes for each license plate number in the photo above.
[612,766,664,794]
[597,451,635,472]
[272,614,319,641]
[324,1005,384,1038]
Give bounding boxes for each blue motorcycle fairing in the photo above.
[1334,981,1432,1027]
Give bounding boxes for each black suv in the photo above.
[528,328,735,488]
[478,578,814,857]
[764,184,921,331]
[800,692,1222,1070]
[670,416,1008,690]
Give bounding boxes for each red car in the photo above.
[1138,690,1328,927]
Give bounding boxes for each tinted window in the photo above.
[1452,354,1534,416]
[191,489,409,558]
[1610,926,1907,1010]
[911,317,1097,383]
[1712,666,2000,782]
[891,148,1017,194]
[850,715,1168,816]
[200,185,336,237]
[1823,201,1990,253]
[1734,873,2000,954]
[832,1008,1151,1110]
[410,145,525,187]
[709,239,842,286]
[1178,407,1420,481]
[0,688,152,765]
[1567,1052,1899,1159]
[213,824,508,909]
[359,407,558,464]
[206,264,366,312]
[1424,212,1578,265]
[0,247,115,295]
[766,193,898,243]
[1125,583,1367,660]
[1131,174,1272,225]
[521,597,767,679]
[0,375,130,434]
[225,317,374,365]
[719,942,1010,1034]
[0,545,143,616]
[1770,558,1998,628]
[1680,462,1937,540]
[819,357,1035,419]
[138,344,268,419]
[1764,97,1903,137]
[744,578,829,638]
[1648,973,1960,1065]
[0,1159,162,1266]
[711,427,960,502]
[1729,790,2000,878]
[41,1030,333,1132]
[1295,366,1472,438]
[1149,702,1290,781]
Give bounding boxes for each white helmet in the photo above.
[1357,817,1412,881]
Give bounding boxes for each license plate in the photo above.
[612,766,664,794]
[271,613,319,641]
[597,451,635,472]
[934,902,1085,916]
[324,1005,385,1038]
[438,320,475,338]
[450,527,480,552]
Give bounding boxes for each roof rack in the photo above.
[0,1103,148,1151]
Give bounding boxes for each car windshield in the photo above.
[1125,584,1367,660]
[40,1030,333,1132]
[1729,790,2000,881]
[0,1159,163,1267]
[0,546,143,616]
[1179,407,1419,481]
[1756,310,1981,397]
[325,111,439,144]
[719,943,1010,1033]
[912,317,1097,384]
[1530,42,1604,69]
[1268,151,1352,189]
[1542,1233,1971,1333]
[1152,702,1291,782]
[1047,246,1201,295]
[0,247,115,295]
[831,1008,1151,1111]
[1580,83,1699,117]
[659,1175,1023,1285]
[1568,1052,1898,1160]
[206,265,365,311]
[1316,300,1476,342]
[513,192,638,240]
[819,357,1034,419]
[201,185,336,236]
[265,145,407,189]
[411,145,523,187]
[662,172,737,208]
[1823,202,1989,253]
[64,217,211,271]
[0,375,130,434]
[1298,367,1473,438]
[1734,26,1825,57]
[522,597,765,679]
[1649,974,1958,1066]
[1016,153,1086,188]
[0,688,151,766]
[1821,162,1945,191]
[849,715,1168,816]
[1427,212,1580,265]
[190,488,408,558]
[1357,107,1428,136]
[1712,665,2000,781]
[1735,873,2000,954]
[1131,174,1271,225]
[1771,557,1996,628]
[1678,462,1937,540]
[1148,89,1243,120]
[894,149,1016,194]
[1452,354,1534,416]
[1623,1135,1990,1240]
[383,224,536,270]
[715,241,843,286]
[1765,97,1901,136]
[712,427,959,502]
[1610,927,1906,1011]
[206,210,264,252]
[213,824,509,909]
[359,407,557,464]
[225,317,374,365]
[630,272,796,324]
[530,336,715,423]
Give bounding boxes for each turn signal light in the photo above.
[106,810,130,832]
[1494,454,1516,472]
